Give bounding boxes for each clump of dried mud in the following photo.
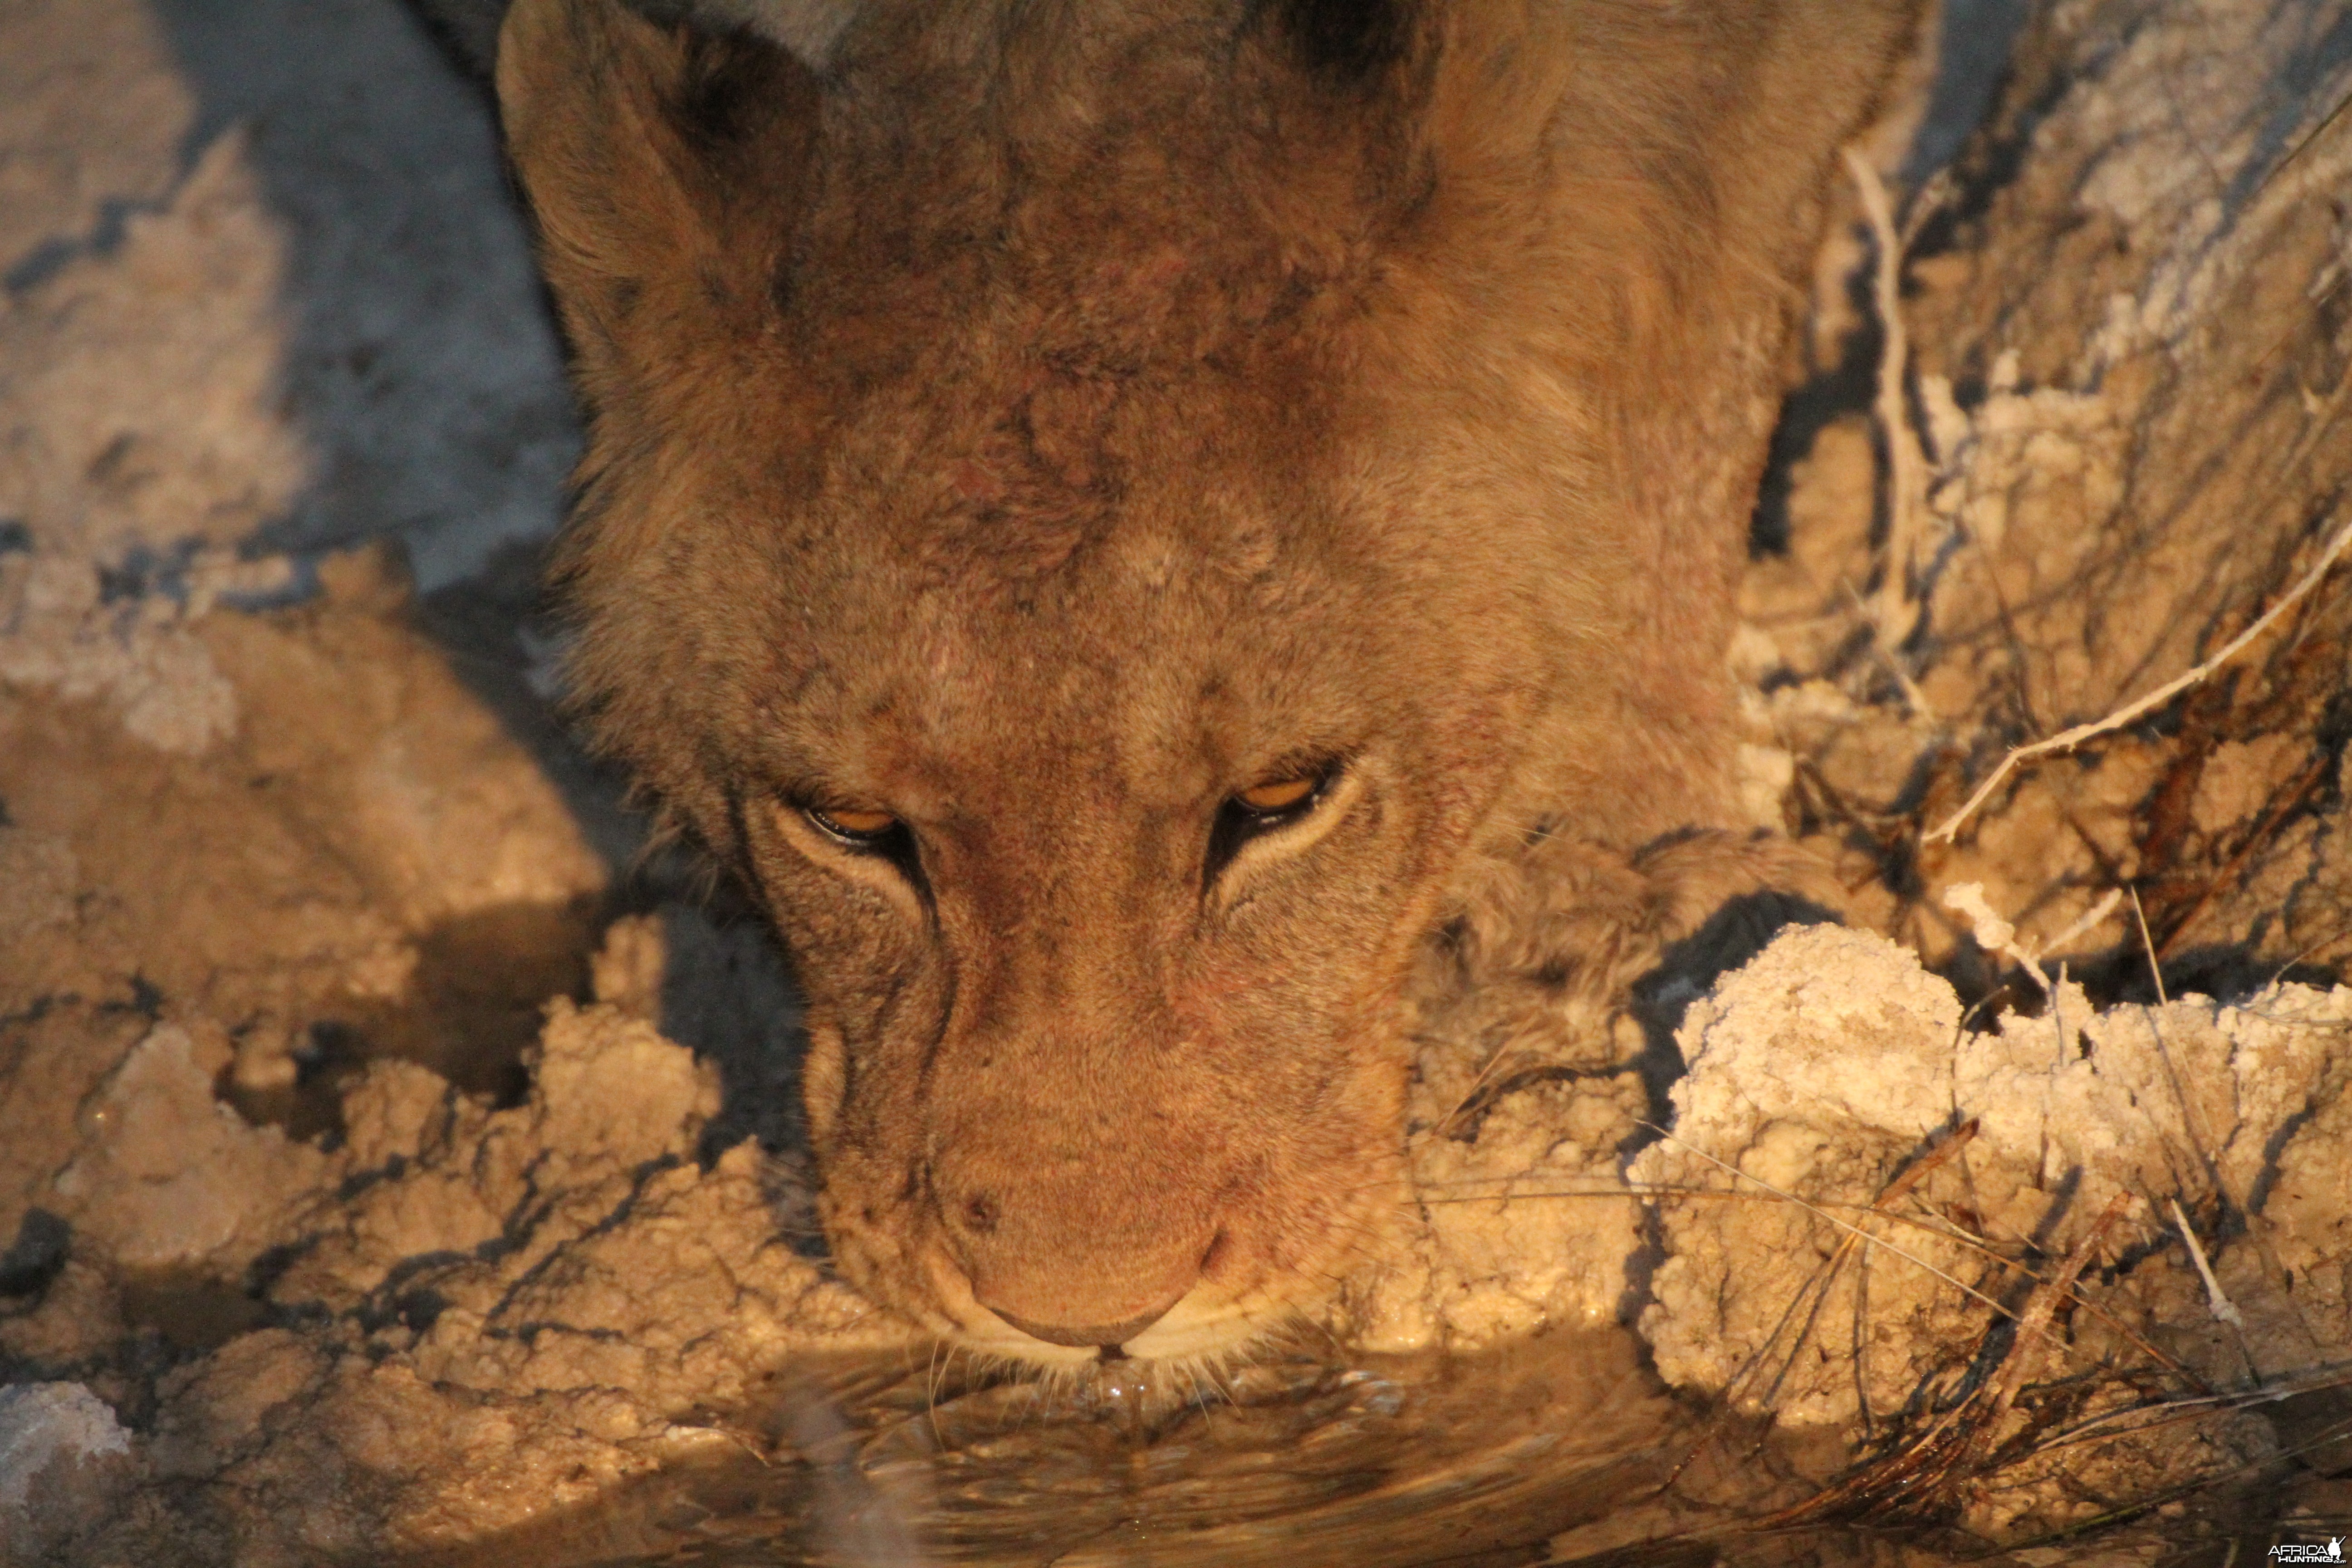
[4,0,2350,1563]
[1637,927,2351,1539]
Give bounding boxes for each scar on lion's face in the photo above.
[496,0,1919,1367]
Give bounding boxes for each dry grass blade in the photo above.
[1763,1194,2131,1528]
[1657,1123,1994,1489]
[1735,1122,1982,1413]
[1640,1122,2027,1324]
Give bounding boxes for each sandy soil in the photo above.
[2,0,2349,1563]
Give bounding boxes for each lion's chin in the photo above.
[939,1294,1295,1375]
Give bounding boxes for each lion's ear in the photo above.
[496,0,818,398]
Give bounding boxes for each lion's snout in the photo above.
[931,1147,1227,1352]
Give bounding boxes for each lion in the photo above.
[480,0,1920,1371]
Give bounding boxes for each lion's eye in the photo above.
[1204,760,1338,892]
[806,804,900,844]
[1236,775,1319,813]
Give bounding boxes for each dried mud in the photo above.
[3,0,2350,1564]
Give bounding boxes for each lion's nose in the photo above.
[942,1181,1216,1351]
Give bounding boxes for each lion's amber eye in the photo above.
[1204,761,1339,889]
[806,804,899,843]
[1236,775,1319,813]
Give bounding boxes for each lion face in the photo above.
[497,0,1915,1363]
[721,381,1551,1364]
[595,337,1559,1363]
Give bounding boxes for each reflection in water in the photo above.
[418,1332,1908,1568]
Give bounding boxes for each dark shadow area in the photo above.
[0,1209,70,1304]
[1902,0,2034,188]
[114,1266,273,1356]
[647,892,816,1163]
[1748,289,1881,563]
[404,0,509,80]
[145,0,578,590]
[217,892,607,1142]
[1750,0,2030,564]
[2063,938,2343,1009]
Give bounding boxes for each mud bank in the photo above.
[10,917,2347,1561]
[4,0,2350,1562]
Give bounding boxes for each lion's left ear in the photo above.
[496,0,819,403]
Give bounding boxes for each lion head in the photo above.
[495,0,1913,1367]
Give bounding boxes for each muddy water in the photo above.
[417,1333,1894,1568]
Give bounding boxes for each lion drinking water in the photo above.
[478,0,1918,1370]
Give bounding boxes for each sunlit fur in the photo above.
[497,0,1919,1368]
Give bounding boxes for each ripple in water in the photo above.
[406,1327,1975,1567]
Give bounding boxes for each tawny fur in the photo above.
[496,0,1919,1367]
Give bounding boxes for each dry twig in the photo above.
[1926,513,2352,844]
[1843,147,1935,660]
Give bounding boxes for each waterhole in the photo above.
[405,1332,1950,1568]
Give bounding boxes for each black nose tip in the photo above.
[985,1294,1181,1351]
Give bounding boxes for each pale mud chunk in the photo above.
[201,582,608,931]
[0,555,243,756]
[1642,925,1966,1151]
[0,1382,138,1563]
[1351,1073,1648,1354]
[172,1013,899,1556]
[0,123,304,561]
[0,1004,147,1234]
[507,998,722,1181]
[0,0,194,262]
[439,998,718,1289]
[1632,925,2352,1429]
[0,676,418,1032]
[48,1023,331,1275]
[590,910,668,1020]
[270,1004,712,1316]
[1971,982,2350,1221]
[2249,1039,2352,1351]
[338,1058,466,1171]
[1629,926,1984,1426]
[417,1142,893,1412]
[227,1015,304,1094]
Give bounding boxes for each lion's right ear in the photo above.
[496,0,818,400]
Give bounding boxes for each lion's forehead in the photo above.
[867,569,1343,813]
